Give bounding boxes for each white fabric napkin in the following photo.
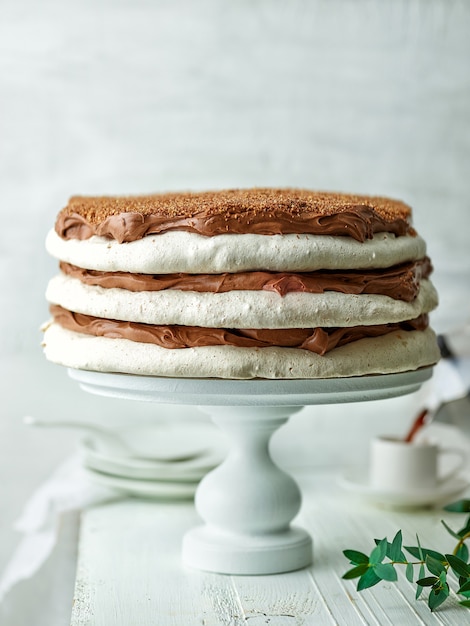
[423,357,469,411]
[0,453,121,602]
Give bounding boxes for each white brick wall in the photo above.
[1,0,470,353]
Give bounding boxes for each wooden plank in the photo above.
[70,501,247,626]
[231,569,336,625]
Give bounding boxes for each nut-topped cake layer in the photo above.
[55,188,415,243]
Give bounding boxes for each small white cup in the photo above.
[370,436,466,493]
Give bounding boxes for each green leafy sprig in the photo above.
[342,499,470,612]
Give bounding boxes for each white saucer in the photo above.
[113,422,224,461]
[338,467,469,508]
[79,422,228,481]
[84,467,197,499]
[80,438,225,481]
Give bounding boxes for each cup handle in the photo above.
[437,447,467,485]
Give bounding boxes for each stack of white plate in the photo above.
[79,422,228,500]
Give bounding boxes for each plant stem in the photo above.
[453,532,470,556]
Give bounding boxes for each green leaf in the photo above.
[426,555,446,577]
[458,576,470,598]
[390,530,403,561]
[416,576,438,587]
[416,564,426,599]
[458,518,470,538]
[446,554,470,578]
[405,546,446,562]
[343,549,369,565]
[457,543,470,563]
[459,599,470,608]
[444,499,470,513]
[428,583,449,612]
[374,563,398,582]
[416,534,424,561]
[357,567,381,591]
[374,537,406,563]
[405,545,421,559]
[406,562,414,583]
[369,538,387,565]
[441,519,463,540]
[343,564,369,580]
[458,580,470,594]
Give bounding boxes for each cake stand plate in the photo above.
[68,368,431,406]
[68,367,432,575]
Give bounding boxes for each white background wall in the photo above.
[1,0,470,573]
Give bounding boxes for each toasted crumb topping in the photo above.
[59,188,411,224]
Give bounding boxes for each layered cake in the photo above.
[43,188,440,378]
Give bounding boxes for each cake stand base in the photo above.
[183,526,312,575]
[68,367,432,575]
[183,404,311,574]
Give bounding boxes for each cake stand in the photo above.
[68,367,432,575]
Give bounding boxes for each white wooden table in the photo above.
[70,469,470,625]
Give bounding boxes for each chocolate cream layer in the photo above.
[59,258,432,302]
[57,208,413,244]
[55,189,415,243]
[50,305,429,356]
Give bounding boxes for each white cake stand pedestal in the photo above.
[68,367,432,575]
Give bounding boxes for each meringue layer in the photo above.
[42,323,440,379]
[46,273,438,329]
[45,230,427,274]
